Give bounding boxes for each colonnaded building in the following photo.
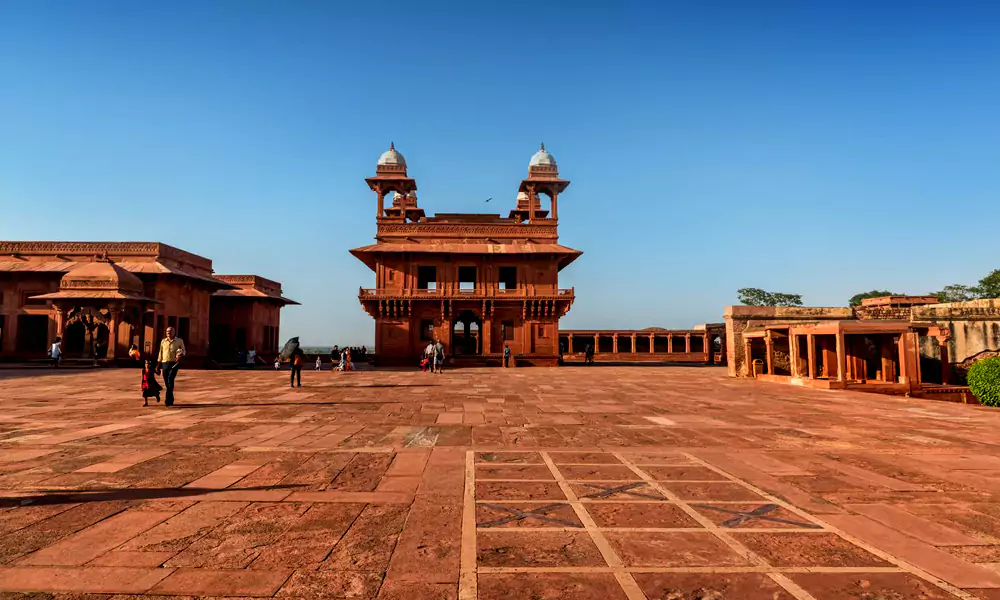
[0,242,296,363]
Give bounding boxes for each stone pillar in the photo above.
[612,333,618,354]
[528,185,536,222]
[938,337,951,385]
[631,333,637,354]
[594,333,599,354]
[807,334,816,379]
[377,189,385,218]
[551,192,558,220]
[685,333,691,353]
[568,334,574,355]
[836,332,847,382]
[53,304,66,339]
[482,316,492,356]
[788,334,798,376]
[667,333,673,353]
[744,340,754,376]
[704,333,713,364]
[649,334,655,354]
[764,335,774,376]
[108,307,121,360]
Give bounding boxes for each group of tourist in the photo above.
[421,339,446,373]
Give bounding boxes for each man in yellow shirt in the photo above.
[156,326,186,406]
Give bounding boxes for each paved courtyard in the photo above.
[2,366,1000,599]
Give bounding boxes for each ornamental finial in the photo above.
[390,141,395,151]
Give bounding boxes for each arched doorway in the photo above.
[452,310,482,356]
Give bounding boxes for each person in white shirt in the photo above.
[50,337,62,368]
[315,356,322,371]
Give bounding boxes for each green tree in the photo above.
[931,284,981,303]
[977,269,1000,299]
[737,288,804,307]
[849,290,898,307]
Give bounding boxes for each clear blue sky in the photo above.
[2,1,998,346]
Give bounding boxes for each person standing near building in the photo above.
[584,343,594,365]
[315,355,322,371]
[247,348,256,369]
[156,326,185,406]
[50,336,62,367]
[433,338,445,374]
[503,344,511,368]
[290,346,304,387]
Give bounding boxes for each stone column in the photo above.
[551,192,558,220]
[479,317,493,356]
[744,340,754,376]
[568,334,574,355]
[807,334,816,379]
[764,335,774,376]
[667,333,673,353]
[377,189,385,218]
[594,333,599,354]
[685,333,691,353]
[53,304,66,339]
[612,333,618,354]
[938,337,951,385]
[649,333,655,354]
[108,307,121,360]
[836,332,847,382]
[788,334,798,376]
[631,333,637,354]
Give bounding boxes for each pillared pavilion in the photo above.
[351,144,581,366]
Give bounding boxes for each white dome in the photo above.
[406,190,417,198]
[516,191,528,201]
[529,143,556,168]
[378,143,406,168]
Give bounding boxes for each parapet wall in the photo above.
[914,299,1000,378]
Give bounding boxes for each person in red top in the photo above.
[141,360,162,406]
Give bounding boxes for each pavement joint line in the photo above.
[612,451,819,600]
[475,527,828,533]
[459,450,477,600]
[475,565,910,574]
[539,451,646,600]
[681,452,981,600]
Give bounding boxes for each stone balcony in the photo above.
[358,287,574,301]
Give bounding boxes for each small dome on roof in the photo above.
[529,143,557,168]
[406,190,417,198]
[62,261,143,294]
[516,191,528,201]
[377,142,406,168]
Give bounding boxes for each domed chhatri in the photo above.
[61,260,144,294]
[529,142,557,168]
[377,142,406,168]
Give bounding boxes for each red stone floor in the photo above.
[2,366,1000,599]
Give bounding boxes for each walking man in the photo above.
[433,338,445,374]
[50,336,62,367]
[503,344,511,368]
[156,326,186,406]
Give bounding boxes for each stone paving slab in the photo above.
[5,366,1000,598]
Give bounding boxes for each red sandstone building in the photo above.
[0,242,295,363]
[352,144,580,366]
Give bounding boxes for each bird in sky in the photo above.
[485,197,492,203]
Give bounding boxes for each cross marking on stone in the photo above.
[477,503,581,528]
[690,503,822,529]
[578,481,667,501]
